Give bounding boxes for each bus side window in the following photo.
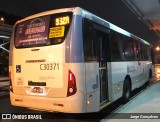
[136,42,141,60]
[133,41,138,60]
[110,31,123,61]
[143,44,148,60]
[94,29,110,62]
[123,36,135,60]
[138,42,147,61]
[140,43,145,60]
[83,19,96,61]
[146,46,151,61]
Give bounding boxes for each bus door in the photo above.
[94,28,109,104]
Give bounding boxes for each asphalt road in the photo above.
[1,94,119,122]
[0,77,159,122]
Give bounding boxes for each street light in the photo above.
[0,17,5,24]
[156,46,160,51]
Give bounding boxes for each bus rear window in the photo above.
[15,12,72,48]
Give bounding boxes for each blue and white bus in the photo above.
[9,7,152,113]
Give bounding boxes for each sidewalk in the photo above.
[104,77,160,121]
[115,82,160,113]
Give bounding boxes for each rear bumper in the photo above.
[10,91,85,113]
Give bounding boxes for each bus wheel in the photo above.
[122,78,131,103]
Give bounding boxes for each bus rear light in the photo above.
[67,70,77,97]
[9,71,13,92]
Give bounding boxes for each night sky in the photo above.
[0,0,158,46]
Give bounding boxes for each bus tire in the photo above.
[122,78,131,103]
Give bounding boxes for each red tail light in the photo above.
[67,70,77,97]
[9,71,13,92]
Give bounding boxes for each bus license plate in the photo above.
[31,87,43,93]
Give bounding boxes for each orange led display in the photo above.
[55,16,70,26]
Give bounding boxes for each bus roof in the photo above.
[15,7,151,46]
[82,8,151,46]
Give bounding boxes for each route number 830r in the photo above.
[40,63,59,70]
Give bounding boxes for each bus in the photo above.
[9,7,153,113]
